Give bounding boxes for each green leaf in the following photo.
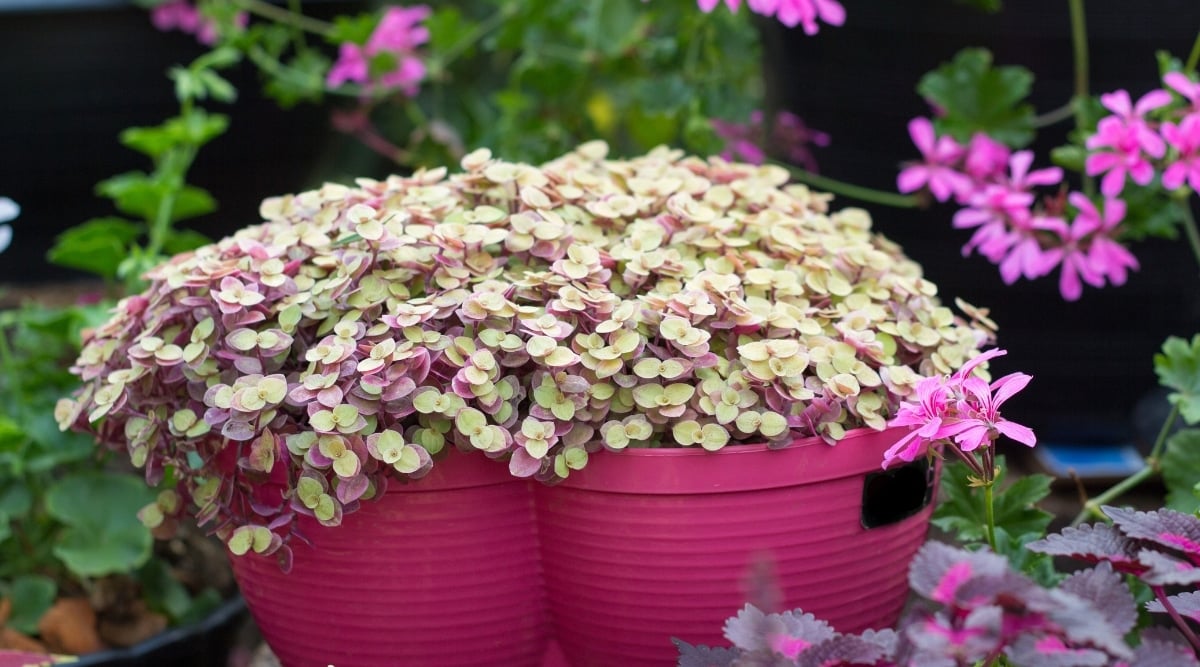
[263,50,329,108]
[1163,428,1200,513]
[170,67,206,103]
[196,46,242,71]
[5,574,57,635]
[45,472,156,578]
[0,483,32,520]
[932,458,1053,542]
[917,48,1035,147]
[953,0,1003,11]
[197,69,237,104]
[47,217,143,279]
[1050,145,1086,173]
[1117,186,1183,242]
[1155,335,1200,424]
[136,557,194,623]
[327,12,378,46]
[162,228,213,255]
[96,173,216,223]
[177,588,222,626]
[990,528,1062,585]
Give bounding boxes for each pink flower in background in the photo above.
[327,44,370,88]
[151,0,244,45]
[1085,89,1171,196]
[1164,71,1200,110]
[746,0,845,34]
[327,4,431,96]
[898,117,972,202]
[963,133,1011,181]
[1162,112,1200,191]
[1071,194,1138,289]
[1004,150,1063,191]
[953,184,1030,262]
[711,111,829,169]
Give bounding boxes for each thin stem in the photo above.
[1153,585,1200,654]
[778,164,923,209]
[1032,101,1076,128]
[231,0,332,37]
[1067,0,1094,195]
[1068,403,1177,527]
[246,46,365,98]
[1186,29,1200,73]
[1178,198,1200,276]
[286,0,307,50]
[983,482,998,552]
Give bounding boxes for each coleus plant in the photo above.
[57,141,995,565]
[676,531,1200,667]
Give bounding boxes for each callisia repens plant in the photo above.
[58,141,995,564]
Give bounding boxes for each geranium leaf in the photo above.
[1059,563,1137,636]
[1155,335,1200,425]
[1163,429,1200,514]
[916,48,1035,146]
[673,638,738,667]
[933,460,1052,546]
[1027,522,1146,574]
[44,472,156,578]
[5,574,57,635]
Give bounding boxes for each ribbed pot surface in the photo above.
[535,427,932,667]
[230,451,548,667]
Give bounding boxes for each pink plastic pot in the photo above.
[230,451,549,667]
[535,427,935,667]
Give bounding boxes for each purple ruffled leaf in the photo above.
[1105,505,1200,562]
[1004,634,1110,667]
[1059,562,1137,636]
[1146,590,1200,623]
[1138,549,1200,587]
[723,605,835,655]
[1126,627,1200,667]
[673,638,738,667]
[795,634,895,667]
[909,541,1009,602]
[1027,522,1147,574]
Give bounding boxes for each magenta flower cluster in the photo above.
[899,70,1200,302]
[710,110,831,172]
[326,5,431,96]
[697,0,845,35]
[151,0,245,45]
[883,348,1035,471]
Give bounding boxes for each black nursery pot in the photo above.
[760,0,1200,436]
[73,596,247,667]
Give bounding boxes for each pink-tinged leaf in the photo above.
[507,448,541,478]
[221,419,256,442]
[722,605,834,655]
[1005,635,1109,667]
[1137,549,1200,587]
[930,561,974,604]
[335,473,369,504]
[1145,590,1200,623]
[794,634,893,667]
[1059,562,1137,636]
[1105,506,1200,559]
[673,639,738,667]
[1027,523,1146,575]
[909,542,1008,601]
[1128,632,1200,667]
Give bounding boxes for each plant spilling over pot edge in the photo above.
[58,142,994,565]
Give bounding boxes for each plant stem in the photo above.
[286,0,307,50]
[232,0,332,37]
[1179,198,1200,276]
[1067,0,1094,195]
[1153,585,1200,654]
[1187,29,1200,73]
[1032,101,1076,128]
[983,481,998,552]
[1070,403,1180,526]
[779,165,923,209]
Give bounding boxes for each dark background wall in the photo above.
[761,0,1200,442]
[0,0,368,284]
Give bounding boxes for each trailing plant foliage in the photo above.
[59,142,996,566]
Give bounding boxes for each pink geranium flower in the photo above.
[898,118,973,202]
[1072,194,1138,289]
[327,4,431,96]
[747,0,845,34]
[953,373,1036,452]
[963,133,1011,182]
[1162,111,1200,192]
[1085,89,1171,197]
[1165,71,1200,111]
[697,0,742,12]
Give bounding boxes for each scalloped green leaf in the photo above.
[44,472,156,578]
[1155,335,1200,424]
